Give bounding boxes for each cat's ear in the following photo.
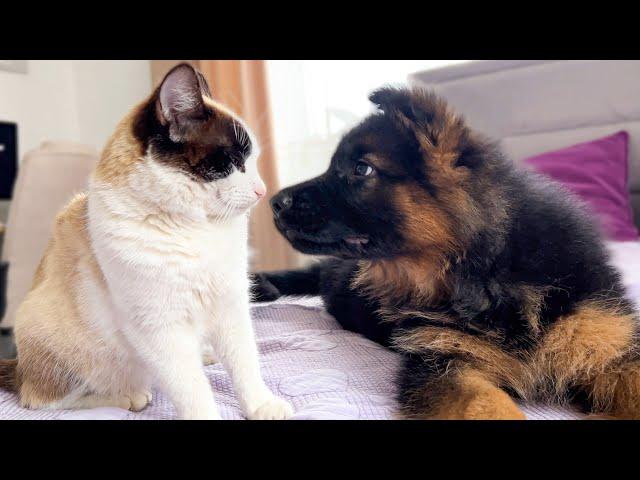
[156,63,212,141]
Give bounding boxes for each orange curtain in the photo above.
[163,60,295,272]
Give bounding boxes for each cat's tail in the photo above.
[0,359,18,392]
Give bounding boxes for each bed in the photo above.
[1,240,639,420]
[2,60,640,420]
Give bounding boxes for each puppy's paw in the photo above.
[250,273,282,302]
[247,396,293,420]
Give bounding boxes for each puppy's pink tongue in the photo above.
[345,236,369,246]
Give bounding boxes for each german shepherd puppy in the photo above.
[253,87,640,419]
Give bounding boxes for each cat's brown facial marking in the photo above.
[139,64,253,183]
[96,63,253,187]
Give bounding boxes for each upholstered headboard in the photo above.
[409,60,640,227]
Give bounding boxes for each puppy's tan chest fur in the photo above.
[352,256,451,307]
[395,300,638,406]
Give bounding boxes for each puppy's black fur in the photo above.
[253,87,640,419]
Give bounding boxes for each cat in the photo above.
[0,63,293,420]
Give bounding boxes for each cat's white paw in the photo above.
[111,395,134,410]
[247,396,293,420]
[202,345,219,366]
[127,390,153,412]
[202,353,219,366]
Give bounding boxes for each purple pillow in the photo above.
[523,131,639,242]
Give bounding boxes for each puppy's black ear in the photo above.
[156,63,212,141]
[369,86,434,126]
[369,87,467,156]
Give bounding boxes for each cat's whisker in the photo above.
[232,119,239,143]
[215,201,232,225]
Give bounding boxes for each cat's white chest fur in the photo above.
[87,192,249,330]
[150,216,250,316]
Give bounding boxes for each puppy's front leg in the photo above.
[210,300,293,420]
[126,320,220,420]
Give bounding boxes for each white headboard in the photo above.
[409,60,640,226]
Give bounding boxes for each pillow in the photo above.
[523,131,639,242]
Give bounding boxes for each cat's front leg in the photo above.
[124,320,221,420]
[210,300,293,420]
[201,343,219,366]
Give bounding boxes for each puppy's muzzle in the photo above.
[271,191,293,218]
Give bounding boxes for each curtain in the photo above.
[150,60,297,272]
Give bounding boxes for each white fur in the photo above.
[70,129,291,420]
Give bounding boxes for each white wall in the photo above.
[0,61,79,159]
[0,60,152,160]
[72,61,152,152]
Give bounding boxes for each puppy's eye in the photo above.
[354,161,374,177]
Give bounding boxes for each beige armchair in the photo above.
[0,141,98,329]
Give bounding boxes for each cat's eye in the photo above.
[354,161,375,177]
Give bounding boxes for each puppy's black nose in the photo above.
[271,192,293,217]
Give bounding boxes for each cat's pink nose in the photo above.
[254,180,266,198]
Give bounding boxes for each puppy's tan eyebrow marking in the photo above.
[361,153,402,177]
[361,153,381,163]
[358,153,386,169]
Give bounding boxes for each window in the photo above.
[267,60,472,187]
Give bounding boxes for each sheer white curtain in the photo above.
[266,60,471,188]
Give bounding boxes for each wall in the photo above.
[72,61,152,152]
[0,61,79,159]
[0,60,152,159]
